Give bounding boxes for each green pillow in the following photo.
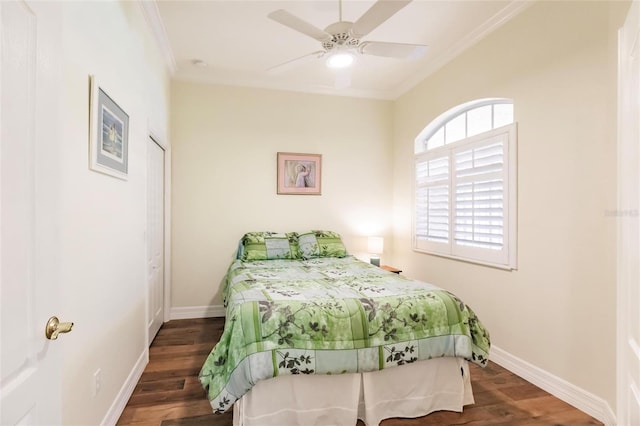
[240,232,299,261]
[297,230,347,259]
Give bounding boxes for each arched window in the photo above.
[413,98,517,269]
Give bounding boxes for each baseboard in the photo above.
[170,304,225,320]
[490,346,616,426]
[101,348,148,426]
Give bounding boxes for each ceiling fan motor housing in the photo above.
[322,21,360,51]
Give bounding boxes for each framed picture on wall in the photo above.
[277,152,322,195]
[89,75,129,180]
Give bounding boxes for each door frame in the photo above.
[617,1,640,424]
[148,129,171,331]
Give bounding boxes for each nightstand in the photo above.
[380,265,402,274]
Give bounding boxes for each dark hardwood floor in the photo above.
[117,318,602,426]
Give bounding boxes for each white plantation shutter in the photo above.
[452,132,510,265]
[413,124,516,268]
[454,178,504,249]
[454,140,504,250]
[415,155,449,251]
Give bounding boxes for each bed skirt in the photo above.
[232,357,474,426]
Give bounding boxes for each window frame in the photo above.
[413,100,517,270]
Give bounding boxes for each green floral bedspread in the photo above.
[199,256,490,413]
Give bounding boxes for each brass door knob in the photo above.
[45,316,74,340]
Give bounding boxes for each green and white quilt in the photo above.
[199,256,490,414]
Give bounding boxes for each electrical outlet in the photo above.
[93,368,102,397]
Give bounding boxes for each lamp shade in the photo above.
[368,237,384,255]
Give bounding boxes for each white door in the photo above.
[147,137,165,345]
[618,1,640,424]
[0,1,65,424]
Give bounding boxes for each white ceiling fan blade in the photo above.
[352,0,412,38]
[267,50,326,74]
[359,41,427,59]
[268,10,331,42]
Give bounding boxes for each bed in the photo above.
[199,231,490,425]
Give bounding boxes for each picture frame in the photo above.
[277,152,322,195]
[89,75,129,180]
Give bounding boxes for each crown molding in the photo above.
[139,0,177,75]
[173,71,396,101]
[392,0,535,99]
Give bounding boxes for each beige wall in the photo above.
[59,2,171,424]
[171,82,393,308]
[392,0,626,411]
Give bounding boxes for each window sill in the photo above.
[413,248,517,271]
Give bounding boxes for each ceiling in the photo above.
[147,0,530,100]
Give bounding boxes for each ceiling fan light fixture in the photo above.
[326,51,355,69]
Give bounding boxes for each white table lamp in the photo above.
[368,237,383,266]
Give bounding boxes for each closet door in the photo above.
[618,1,640,423]
[147,137,165,345]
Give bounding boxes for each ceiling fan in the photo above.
[267,0,427,75]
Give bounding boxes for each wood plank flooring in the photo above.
[117,318,602,426]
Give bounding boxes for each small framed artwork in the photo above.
[89,75,129,180]
[277,152,322,195]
